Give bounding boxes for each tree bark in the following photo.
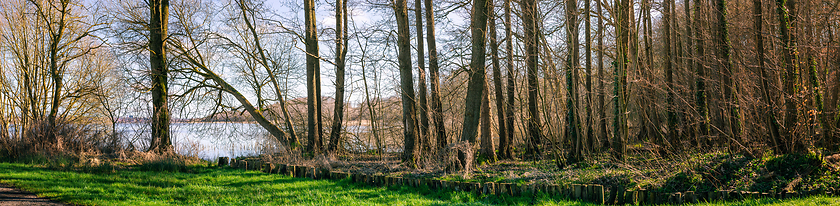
[489,0,509,160]
[520,0,543,159]
[753,0,782,155]
[327,0,348,154]
[597,0,607,150]
[716,0,740,152]
[460,0,491,166]
[502,0,516,159]
[694,0,710,142]
[149,0,171,153]
[480,79,497,162]
[613,0,630,162]
[395,0,419,167]
[777,0,802,153]
[414,0,430,155]
[565,0,582,162]
[304,0,323,154]
[425,0,447,152]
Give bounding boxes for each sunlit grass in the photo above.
[0,163,835,205]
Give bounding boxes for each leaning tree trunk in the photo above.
[394,0,420,168]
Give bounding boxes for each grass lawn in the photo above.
[0,163,837,206]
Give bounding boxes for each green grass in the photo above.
[0,163,836,206]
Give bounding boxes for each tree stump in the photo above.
[592,185,604,205]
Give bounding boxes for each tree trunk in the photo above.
[694,0,710,143]
[425,0,447,152]
[664,0,676,149]
[584,0,594,155]
[460,0,491,167]
[753,0,782,154]
[489,0,509,160]
[237,0,298,148]
[613,0,630,162]
[716,0,741,152]
[565,0,582,163]
[149,0,171,153]
[597,0,607,150]
[480,79,497,162]
[304,0,323,154]
[520,0,543,159]
[327,0,348,155]
[502,0,516,159]
[414,0,430,154]
[395,0,419,168]
[777,0,802,153]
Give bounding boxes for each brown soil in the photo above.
[0,183,67,206]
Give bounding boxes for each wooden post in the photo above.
[625,190,637,205]
[637,189,646,204]
[218,157,229,167]
[263,163,273,173]
[573,184,583,200]
[684,191,698,203]
[668,192,683,205]
[240,160,248,170]
[593,185,604,204]
[482,182,494,195]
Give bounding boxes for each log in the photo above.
[497,183,509,196]
[573,184,583,200]
[218,157,229,167]
[614,187,625,205]
[684,191,698,203]
[637,189,646,204]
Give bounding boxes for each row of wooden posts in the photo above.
[217,157,837,205]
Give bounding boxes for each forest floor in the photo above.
[263,149,840,196]
[0,162,837,205]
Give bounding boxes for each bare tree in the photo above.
[327,0,348,155]
[394,0,419,168]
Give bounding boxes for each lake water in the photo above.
[118,122,280,161]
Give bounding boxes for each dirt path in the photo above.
[0,183,67,206]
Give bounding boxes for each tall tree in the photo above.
[565,0,583,162]
[694,0,710,143]
[776,0,801,153]
[752,0,782,154]
[716,0,740,150]
[664,0,676,147]
[520,0,543,159]
[424,0,447,152]
[149,0,171,153]
[414,0,430,153]
[304,0,323,154]
[584,0,594,154]
[395,0,419,167]
[327,0,348,154]
[460,0,491,157]
[501,0,516,159]
[613,0,630,161]
[597,0,607,150]
[489,0,509,161]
